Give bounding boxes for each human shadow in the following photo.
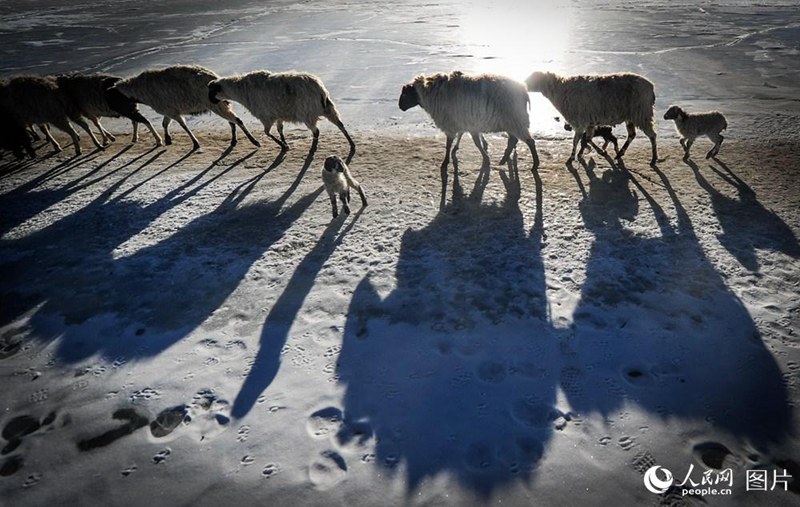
[688,157,800,272]
[337,158,556,495]
[231,209,361,419]
[0,151,320,366]
[566,157,791,451]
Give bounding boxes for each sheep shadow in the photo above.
[336,158,555,495]
[0,150,320,366]
[565,159,791,451]
[688,157,800,271]
[231,209,361,419]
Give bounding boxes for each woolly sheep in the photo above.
[110,64,260,151]
[208,70,356,163]
[321,155,367,218]
[398,71,539,178]
[0,75,104,156]
[55,72,163,146]
[564,123,619,157]
[526,71,658,165]
[0,103,35,160]
[663,105,727,159]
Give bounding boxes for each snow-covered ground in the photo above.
[1,1,799,506]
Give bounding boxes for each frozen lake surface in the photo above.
[1,0,799,138]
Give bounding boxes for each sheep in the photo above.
[0,75,104,156]
[526,71,658,165]
[663,105,727,160]
[0,103,35,160]
[321,155,367,218]
[55,72,163,146]
[564,123,619,157]
[208,70,356,163]
[109,64,260,151]
[398,71,539,180]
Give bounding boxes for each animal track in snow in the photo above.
[120,465,137,477]
[617,436,637,451]
[150,405,188,438]
[236,425,250,442]
[152,448,171,464]
[309,451,347,490]
[22,472,41,488]
[306,407,343,439]
[261,463,281,478]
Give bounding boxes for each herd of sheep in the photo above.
[0,64,728,186]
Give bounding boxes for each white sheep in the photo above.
[110,64,260,151]
[526,71,658,165]
[208,70,356,163]
[56,72,163,146]
[321,155,367,218]
[398,71,539,175]
[663,105,727,159]
[0,75,104,156]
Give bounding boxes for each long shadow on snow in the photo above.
[0,148,317,365]
[337,155,555,495]
[689,157,800,272]
[566,156,791,451]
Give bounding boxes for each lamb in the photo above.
[0,103,35,160]
[526,71,658,165]
[208,70,356,163]
[564,123,619,157]
[321,155,367,218]
[663,105,727,159]
[0,75,104,156]
[398,71,539,179]
[109,64,260,151]
[55,72,163,146]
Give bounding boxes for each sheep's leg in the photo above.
[452,132,464,157]
[610,136,620,156]
[616,122,637,159]
[440,135,454,208]
[40,124,62,153]
[51,119,83,156]
[640,122,658,165]
[234,118,260,147]
[683,137,694,160]
[308,125,320,158]
[70,116,105,150]
[264,123,287,151]
[162,117,173,145]
[499,136,518,165]
[329,192,339,218]
[92,118,115,145]
[277,121,286,146]
[469,131,490,166]
[172,115,201,150]
[340,190,351,215]
[521,135,539,170]
[325,114,356,164]
[125,110,162,146]
[568,129,583,163]
[706,133,723,159]
[28,125,41,141]
[343,171,368,207]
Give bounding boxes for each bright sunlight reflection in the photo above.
[456,0,574,136]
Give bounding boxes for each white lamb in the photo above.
[321,155,367,218]
[208,70,356,163]
[663,105,727,159]
[398,71,540,178]
[526,71,659,165]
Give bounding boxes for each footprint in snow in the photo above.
[309,451,347,490]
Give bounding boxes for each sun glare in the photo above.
[456,0,574,136]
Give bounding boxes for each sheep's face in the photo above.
[664,105,684,121]
[208,80,224,104]
[398,84,420,111]
[324,155,346,173]
[524,72,548,92]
